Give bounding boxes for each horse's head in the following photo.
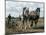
[36,8,40,16]
[36,8,40,12]
[23,7,27,12]
[23,7,29,16]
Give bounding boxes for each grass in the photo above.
[5,18,44,34]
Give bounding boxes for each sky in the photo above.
[6,0,44,17]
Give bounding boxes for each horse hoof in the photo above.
[31,24,33,27]
[31,25,33,27]
[31,25,32,27]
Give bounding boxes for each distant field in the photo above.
[5,18,44,34]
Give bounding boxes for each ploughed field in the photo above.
[5,18,44,34]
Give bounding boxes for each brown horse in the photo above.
[28,8,40,27]
[23,7,29,24]
[23,7,40,27]
[29,11,39,27]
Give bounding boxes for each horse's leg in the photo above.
[29,17,31,23]
[23,17,25,24]
[25,17,27,23]
[31,20,33,27]
[26,17,27,23]
[23,17,27,24]
[25,18,26,23]
[35,19,38,27]
[29,16,32,23]
[29,18,30,22]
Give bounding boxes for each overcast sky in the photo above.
[6,0,44,17]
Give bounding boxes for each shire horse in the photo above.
[23,7,29,24]
[23,7,40,27]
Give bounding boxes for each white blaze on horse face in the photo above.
[30,11,37,16]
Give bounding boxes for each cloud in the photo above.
[6,1,44,17]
